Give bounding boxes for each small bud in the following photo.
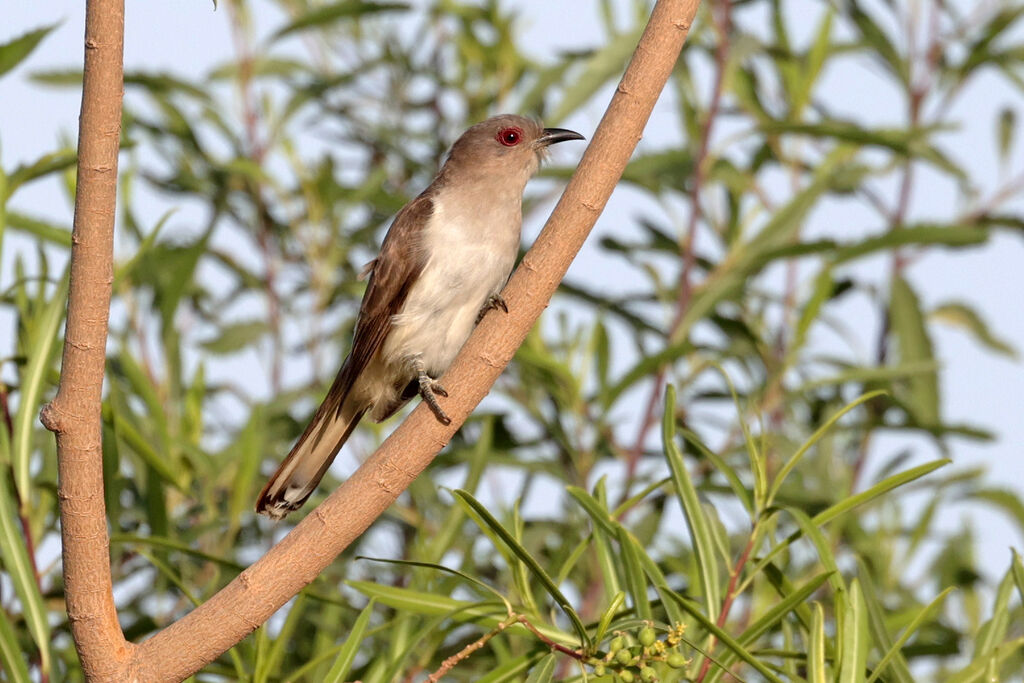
[609,636,625,653]
[640,666,658,682]
[639,627,657,647]
[594,663,606,676]
[619,670,635,683]
[616,648,633,665]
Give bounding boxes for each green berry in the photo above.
[609,636,625,653]
[619,670,635,683]
[616,648,633,665]
[594,663,606,676]
[640,666,657,681]
[639,627,657,647]
[667,652,687,669]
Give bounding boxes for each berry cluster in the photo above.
[588,623,690,682]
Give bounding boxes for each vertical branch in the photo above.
[39,0,132,678]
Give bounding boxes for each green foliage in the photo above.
[1,0,1023,680]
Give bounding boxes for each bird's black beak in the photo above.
[536,127,586,147]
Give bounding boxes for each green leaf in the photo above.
[593,591,626,646]
[662,587,786,683]
[837,580,869,683]
[931,301,1017,358]
[616,524,652,620]
[323,599,375,683]
[200,319,271,355]
[548,26,644,124]
[453,490,590,647]
[945,637,1024,683]
[524,653,557,683]
[5,211,72,246]
[13,265,68,509]
[662,385,721,615]
[808,603,828,683]
[273,2,410,39]
[0,601,31,683]
[890,276,940,425]
[997,107,1016,165]
[706,571,833,683]
[741,460,951,592]
[0,465,51,676]
[3,149,77,200]
[865,587,952,683]
[832,225,988,264]
[0,23,59,79]
[769,391,886,507]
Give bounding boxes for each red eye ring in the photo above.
[497,126,524,146]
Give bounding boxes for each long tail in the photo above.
[256,392,366,520]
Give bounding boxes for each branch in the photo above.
[48,0,701,680]
[39,0,132,679]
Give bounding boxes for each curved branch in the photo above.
[39,0,132,679]
[49,0,700,680]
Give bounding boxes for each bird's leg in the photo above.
[413,358,451,425]
[476,294,509,323]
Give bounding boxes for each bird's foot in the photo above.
[476,294,509,323]
[417,372,451,425]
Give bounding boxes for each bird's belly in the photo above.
[383,242,514,377]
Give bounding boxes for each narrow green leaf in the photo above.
[741,460,951,592]
[890,276,940,425]
[808,603,828,683]
[454,491,590,646]
[945,637,1024,683]
[662,587,786,683]
[769,390,886,507]
[0,595,32,683]
[838,580,869,683]
[524,653,557,683]
[323,599,376,683]
[705,571,833,683]
[0,466,51,676]
[594,592,626,646]
[997,107,1016,165]
[866,587,952,683]
[931,301,1017,358]
[13,265,68,510]
[273,2,410,39]
[6,211,71,246]
[857,562,914,683]
[1012,549,1024,607]
[662,385,721,614]
[548,26,643,124]
[616,524,652,620]
[0,23,59,79]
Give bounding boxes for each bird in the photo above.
[256,115,584,519]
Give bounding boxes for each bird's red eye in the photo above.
[497,126,523,146]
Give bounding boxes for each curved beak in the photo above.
[536,127,586,147]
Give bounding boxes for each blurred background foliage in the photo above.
[2,0,1024,680]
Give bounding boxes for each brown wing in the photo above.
[317,193,432,421]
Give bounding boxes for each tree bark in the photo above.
[39,0,134,679]
[48,0,701,680]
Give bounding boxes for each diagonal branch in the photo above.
[46,0,701,680]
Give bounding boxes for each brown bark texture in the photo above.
[47,0,701,680]
[39,0,133,679]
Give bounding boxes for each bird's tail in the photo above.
[256,394,366,520]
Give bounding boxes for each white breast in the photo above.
[382,188,522,376]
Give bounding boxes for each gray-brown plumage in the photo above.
[256,115,584,519]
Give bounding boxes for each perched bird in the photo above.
[256,115,584,519]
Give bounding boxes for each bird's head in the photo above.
[442,114,585,188]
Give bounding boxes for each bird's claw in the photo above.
[476,294,509,323]
[418,372,451,425]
